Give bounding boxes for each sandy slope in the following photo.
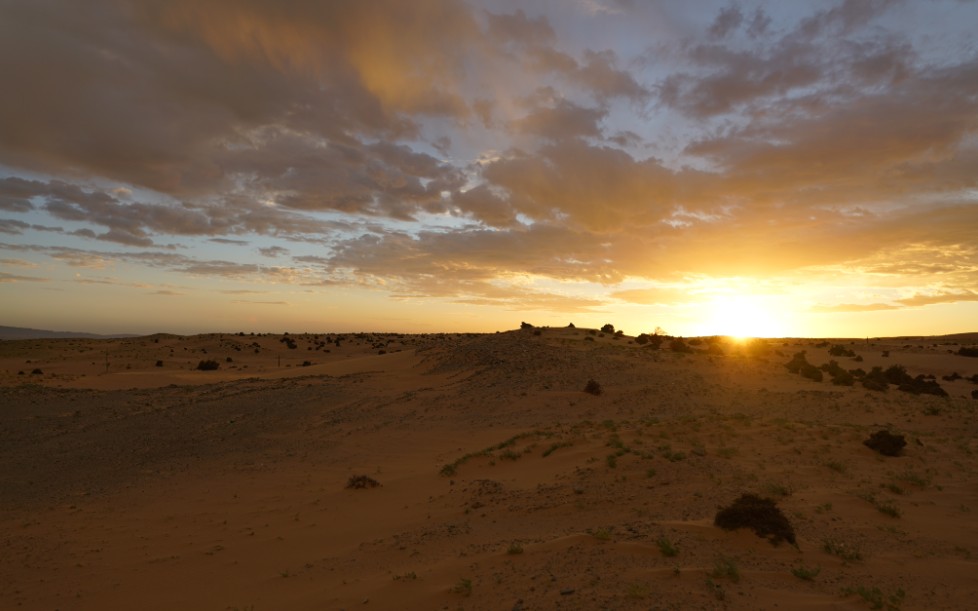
[1,329,977,610]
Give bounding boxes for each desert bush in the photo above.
[346,474,380,489]
[583,379,602,395]
[883,365,913,385]
[821,360,854,385]
[799,363,823,382]
[714,493,796,545]
[957,347,978,357]
[785,351,809,374]
[155,360,163,367]
[898,376,947,397]
[942,372,962,381]
[520,321,534,330]
[971,390,978,399]
[862,367,888,392]
[196,360,220,371]
[601,323,615,333]
[828,344,856,357]
[669,338,692,353]
[863,430,906,457]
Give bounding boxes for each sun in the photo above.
[700,293,790,339]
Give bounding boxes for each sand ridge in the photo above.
[1,328,978,609]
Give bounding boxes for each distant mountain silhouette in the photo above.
[0,326,135,340]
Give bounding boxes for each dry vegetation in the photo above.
[1,328,977,609]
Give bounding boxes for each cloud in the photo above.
[259,246,289,258]
[811,303,900,313]
[0,271,46,283]
[231,300,289,306]
[709,5,743,40]
[0,1,975,331]
[896,291,978,307]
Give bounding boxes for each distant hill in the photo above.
[0,326,136,340]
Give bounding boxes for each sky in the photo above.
[1,0,976,337]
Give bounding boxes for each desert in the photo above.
[2,327,977,610]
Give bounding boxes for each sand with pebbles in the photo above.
[2,328,978,610]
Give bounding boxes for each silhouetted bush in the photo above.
[862,366,888,391]
[957,347,978,357]
[155,360,163,367]
[863,430,906,456]
[601,323,615,333]
[714,494,795,545]
[196,360,220,371]
[942,372,962,381]
[820,360,854,385]
[799,363,823,382]
[30,368,43,375]
[520,321,534,330]
[670,338,692,353]
[785,351,809,374]
[583,379,602,395]
[828,344,855,357]
[346,475,380,489]
[883,365,913,385]
[898,376,947,397]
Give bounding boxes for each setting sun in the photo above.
[699,294,791,339]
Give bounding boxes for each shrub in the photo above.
[862,367,888,392]
[583,379,602,395]
[520,321,534,330]
[863,430,906,457]
[799,363,823,382]
[714,493,796,545]
[785,351,809,374]
[155,360,163,367]
[30,368,43,375]
[346,474,380,489]
[898,376,948,397]
[821,360,854,385]
[828,344,855,357]
[669,338,692,353]
[957,347,978,357]
[601,323,615,333]
[196,360,220,371]
[883,365,913,385]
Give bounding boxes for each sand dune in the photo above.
[2,328,977,609]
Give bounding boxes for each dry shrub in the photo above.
[583,379,602,395]
[863,430,906,457]
[346,475,381,489]
[714,493,796,545]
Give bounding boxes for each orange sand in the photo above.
[2,329,977,609]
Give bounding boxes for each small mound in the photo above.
[714,493,796,545]
[863,430,906,457]
[346,474,381,489]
